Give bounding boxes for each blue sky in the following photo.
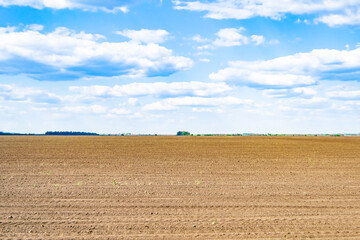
[0,0,360,134]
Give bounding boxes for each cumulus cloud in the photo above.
[213,27,249,47]
[316,9,360,27]
[173,0,360,26]
[210,47,360,88]
[0,0,129,13]
[0,26,193,80]
[250,35,266,46]
[0,84,59,103]
[69,81,232,98]
[200,27,269,50]
[196,27,267,50]
[115,29,170,44]
[143,96,252,110]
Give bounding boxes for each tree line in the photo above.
[45,131,99,136]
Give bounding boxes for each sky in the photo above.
[0,0,360,134]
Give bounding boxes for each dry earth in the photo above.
[1,136,360,239]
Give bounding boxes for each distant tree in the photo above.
[0,131,24,135]
[45,131,98,136]
[177,131,190,136]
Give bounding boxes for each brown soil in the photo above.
[1,136,360,239]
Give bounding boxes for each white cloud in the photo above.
[344,101,360,109]
[192,107,223,112]
[69,81,232,98]
[194,51,211,56]
[279,97,331,110]
[62,105,107,114]
[327,90,360,100]
[127,98,138,106]
[197,28,267,49]
[174,0,360,26]
[192,34,210,43]
[213,27,249,47]
[210,69,316,88]
[0,0,129,13]
[115,29,170,44]
[263,87,317,98]
[210,47,360,88]
[143,96,252,110]
[109,107,132,115]
[268,39,280,45]
[250,35,265,45]
[26,24,44,31]
[143,101,178,111]
[0,26,16,34]
[316,9,360,27]
[199,58,210,62]
[197,44,213,50]
[0,27,193,80]
[0,84,59,103]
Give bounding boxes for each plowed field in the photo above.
[1,136,360,239]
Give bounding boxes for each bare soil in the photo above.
[1,136,360,239]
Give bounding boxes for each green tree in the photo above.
[177,131,190,136]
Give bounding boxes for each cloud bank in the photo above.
[210,48,360,88]
[143,96,252,110]
[0,0,129,12]
[327,90,360,100]
[174,0,360,26]
[70,81,232,98]
[0,84,59,103]
[0,26,193,80]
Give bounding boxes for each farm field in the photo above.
[1,136,360,239]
